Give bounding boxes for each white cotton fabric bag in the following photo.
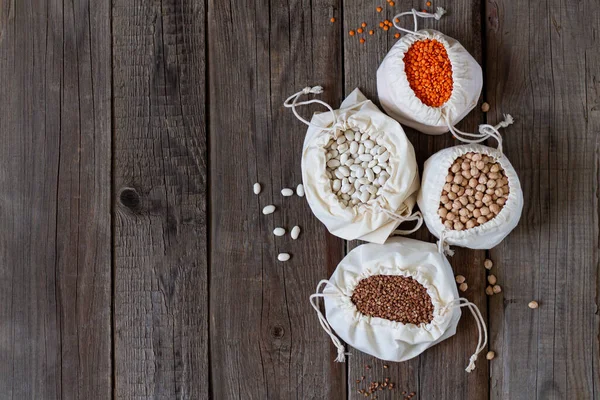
[377,8,483,135]
[284,86,421,244]
[417,117,524,249]
[310,237,487,371]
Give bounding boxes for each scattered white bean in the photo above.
[281,188,294,196]
[273,227,286,236]
[290,226,301,239]
[296,184,304,197]
[278,253,291,262]
[262,205,276,214]
[253,183,261,195]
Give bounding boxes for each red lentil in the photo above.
[349,30,356,36]
[369,30,375,35]
[403,38,453,107]
[330,17,336,23]
[394,33,400,39]
[389,1,395,5]
[360,38,366,44]
[426,1,432,6]
[376,6,383,12]
[383,25,389,31]
[362,22,367,27]
[358,28,364,33]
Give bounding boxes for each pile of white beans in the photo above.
[324,129,392,208]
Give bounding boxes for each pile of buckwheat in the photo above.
[351,275,434,325]
[438,152,510,230]
[325,130,392,208]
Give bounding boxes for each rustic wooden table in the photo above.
[1,0,598,399]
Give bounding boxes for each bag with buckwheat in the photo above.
[284,86,422,244]
[417,115,524,250]
[310,237,487,372]
[377,8,483,135]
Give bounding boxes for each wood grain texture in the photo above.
[207,0,346,398]
[342,1,489,399]
[0,0,112,398]
[112,0,208,398]
[486,1,600,399]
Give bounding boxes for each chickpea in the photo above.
[444,220,454,229]
[493,285,502,294]
[440,195,449,203]
[451,184,460,193]
[470,168,480,178]
[476,160,485,170]
[446,212,456,221]
[477,216,487,224]
[487,179,497,188]
[475,200,484,208]
[451,163,461,173]
[473,209,481,218]
[447,192,457,200]
[478,175,488,184]
[459,196,469,206]
[466,219,476,229]
[472,153,482,161]
[487,274,497,285]
[490,204,500,214]
[443,183,452,192]
[455,275,466,283]
[438,208,448,218]
[480,206,490,216]
[454,221,465,230]
[459,208,469,216]
[446,174,454,183]
[490,164,500,173]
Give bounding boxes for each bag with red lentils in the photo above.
[417,115,524,250]
[310,237,487,372]
[377,8,483,135]
[284,86,422,244]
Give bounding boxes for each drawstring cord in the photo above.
[310,280,349,362]
[393,7,446,36]
[391,210,424,235]
[443,113,514,154]
[283,86,337,131]
[442,298,488,372]
[437,230,455,256]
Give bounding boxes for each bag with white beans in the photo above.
[310,237,487,372]
[417,115,524,250]
[377,8,483,135]
[284,86,422,244]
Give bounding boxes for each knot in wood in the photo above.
[119,187,140,209]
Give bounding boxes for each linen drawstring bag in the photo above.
[284,86,422,244]
[377,8,483,135]
[310,237,487,372]
[417,115,524,250]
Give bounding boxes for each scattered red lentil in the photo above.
[362,22,367,27]
[349,30,356,36]
[330,17,336,23]
[389,1,395,5]
[379,22,385,28]
[360,38,366,44]
[358,28,364,33]
[422,9,427,12]
[384,19,390,25]
[427,1,432,6]
[376,6,383,12]
[403,38,453,107]
[369,30,374,35]
[395,17,400,23]
[394,33,400,39]
[383,25,389,31]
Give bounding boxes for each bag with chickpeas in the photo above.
[417,115,524,250]
[377,8,483,135]
[310,237,487,372]
[284,86,422,244]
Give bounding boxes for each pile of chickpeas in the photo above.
[438,152,510,230]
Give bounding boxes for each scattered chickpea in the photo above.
[481,102,490,112]
[484,259,493,269]
[459,282,468,292]
[359,38,366,44]
[455,275,466,284]
[349,30,356,36]
[486,351,495,360]
[493,285,502,294]
[487,274,497,285]
[330,17,336,23]
[376,6,383,12]
[528,301,539,309]
[485,285,494,296]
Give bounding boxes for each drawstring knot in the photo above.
[302,86,323,95]
[310,280,350,362]
[432,7,447,20]
[465,354,479,373]
[437,230,454,256]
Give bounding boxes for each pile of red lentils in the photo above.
[403,38,453,107]
[351,275,434,325]
[438,152,510,230]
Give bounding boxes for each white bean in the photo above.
[336,136,346,144]
[262,205,276,214]
[281,188,294,196]
[340,153,349,165]
[291,226,301,240]
[354,132,361,141]
[273,227,286,236]
[296,184,304,197]
[278,253,291,262]
[344,131,354,140]
[366,185,378,194]
[359,154,373,162]
[359,191,370,203]
[334,169,345,179]
[341,183,352,193]
[363,140,375,149]
[337,143,349,153]
[332,179,342,191]
[358,144,365,154]
[355,167,365,178]
[372,165,382,174]
[361,133,369,141]
[349,141,359,154]
[366,168,375,182]
[367,160,377,168]
[253,183,261,195]
[338,166,350,177]
[327,159,340,168]
[378,151,390,163]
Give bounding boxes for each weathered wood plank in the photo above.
[112,0,209,398]
[207,0,346,398]
[486,1,600,399]
[342,1,489,399]
[0,0,112,398]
